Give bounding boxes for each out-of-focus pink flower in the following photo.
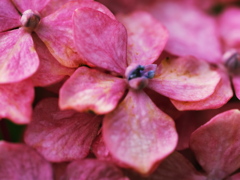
[59,6,221,174]
[24,98,102,162]
[0,141,53,180]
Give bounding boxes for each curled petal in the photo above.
[117,11,168,65]
[0,29,39,83]
[148,56,221,101]
[73,7,127,75]
[60,67,127,114]
[103,90,178,174]
[24,98,102,162]
[190,109,240,179]
[0,141,52,180]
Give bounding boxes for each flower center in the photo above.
[223,49,240,76]
[21,9,40,32]
[125,64,157,90]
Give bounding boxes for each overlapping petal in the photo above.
[117,11,168,65]
[148,56,221,101]
[25,98,102,162]
[232,76,240,99]
[0,141,52,180]
[103,90,178,174]
[190,109,240,179]
[60,66,127,114]
[0,80,34,124]
[0,29,39,83]
[0,0,21,32]
[73,7,127,74]
[11,0,50,13]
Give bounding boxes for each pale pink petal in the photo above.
[171,70,233,110]
[31,33,75,87]
[73,7,127,75]
[126,152,206,180]
[0,141,52,180]
[143,1,222,63]
[0,0,21,32]
[59,67,127,114]
[63,159,129,180]
[117,11,168,65]
[232,75,240,99]
[148,56,221,101]
[0,29,39,83]
[24,98,102,162]
[0,80,34,124]
[11,0,50,13]
[218,7,240,49]
[103,90,178,174]
[190,109,240,179]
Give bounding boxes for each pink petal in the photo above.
[0,29,39,83]
[0,0,21,32]
[218,7,240,49]
[190,109,240,179]
[63,159,129,180]
[232,75,240,100]
[24,98,102,162]
[103,90,178,174]
[171,70,233,110]
[59,67,127,114]
[0,80,34,124]
[148,56,221,101]
[228,173,240,180]
[0,141,52,180]
[143,1,222,63]
[126,152,206,180]
[31,33,75,87]
[117,11,168,65]
[73,7,127,75]
[11,0,50,13]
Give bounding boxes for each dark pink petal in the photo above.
[117,11,168,65]
[171,70,233,110]
[103,90,178,174]
[148,56,221,101]
[11,0,50,13]
[143,1,222,63]
[60,67,127,114]
[228,173,240,180]
[0,29,39,83]
[73,7,127,75]
[232,76,240,99]
[0,0,21,32]
[0,80,34,124]
[0,141,52,180]
[63,159,129,180]
[218,7,240,49]
[31,33,75,87]
[190,109,240,179]
[24,98,102,162]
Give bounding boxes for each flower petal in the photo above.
[103,90,178,174]
[62,159,129,180]
[148,56,221,101]
[24,98,102,162]
[11,0,50,13]
[190,109,240,179]
[232,75,240,100]
[0,29,39,83]
[143,1,222,63]
[0,80,34,124]
[171,70,233,110]
[117,11,168,65]
[73,7,127,75]
[60,66,127,114]
[31,33,75,87]
[0,141,52,180]
[0,0,21,32]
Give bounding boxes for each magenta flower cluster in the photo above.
[1,0,240,179]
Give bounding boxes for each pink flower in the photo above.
[59,7,220,174]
